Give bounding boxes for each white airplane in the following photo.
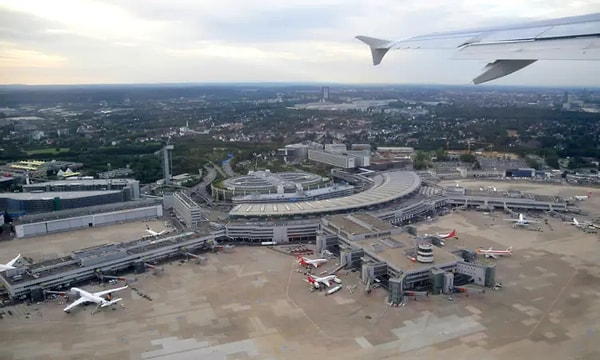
[145,226,167,236]
[566,217,597,229]
[297,255,328,268]
[305,274,342,289]
[565,217,583,227]
[0,254,21,272]
[63,285,129,314]
[356,13,600,84]
[477,246,513,259]
[503,213,538,227]
[573,192,592,201]
[437,229,457,239]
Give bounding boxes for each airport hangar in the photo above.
[13,200,163,238]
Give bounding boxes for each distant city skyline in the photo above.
[1,1,600,86]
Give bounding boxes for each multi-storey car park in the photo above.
[212,170,331,202]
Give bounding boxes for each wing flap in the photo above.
[454,37,600,61]
[473,60,537,84]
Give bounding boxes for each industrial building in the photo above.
[13,200,163,238]
[172,192,202,226]
[0,231,215,300]
[317,213,495,305]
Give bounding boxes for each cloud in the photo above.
[0,0,599,85]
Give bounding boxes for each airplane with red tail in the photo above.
[297,255,327,268]
[305,274,341,289]
[437,230,457,239]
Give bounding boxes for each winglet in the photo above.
[355,36,392,65]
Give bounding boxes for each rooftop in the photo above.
[229,171,421,217]
[325,213,460,272]
[355,233,461,272]
[1,190,122,200]
[23,178,138,188]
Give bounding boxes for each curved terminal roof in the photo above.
[229,171,421,217]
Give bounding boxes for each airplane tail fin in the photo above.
[588,192,592,198]
[7,254,21,267]
[355,36,392,65]
[507,246,513,252]
[449,230,456,238]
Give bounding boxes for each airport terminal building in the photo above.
[317,213,496,304]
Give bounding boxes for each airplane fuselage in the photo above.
[72,288,106,304]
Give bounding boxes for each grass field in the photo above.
[25,147,70,155]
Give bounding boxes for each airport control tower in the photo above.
[162,144,174,185]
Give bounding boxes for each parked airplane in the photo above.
[477,246,513,259]
[0,254,20,272]
[356,13,600,84]
[305,274,342,289]
[145,225,167,236]
[437,229,457,239]
[504,213,538,227]
[573,192,592,201]
[63,285,129,314]
[297,255,328,268]
[565,217,584,227]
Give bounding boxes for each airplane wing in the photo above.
[93,285,128,298]
[356,13,600,84]
[63,297,88,312]
[6,254,21,267]
[488,253,498,259]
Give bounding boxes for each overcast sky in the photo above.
[1,0,599,86]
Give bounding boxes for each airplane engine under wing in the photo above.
[356,12,600,84]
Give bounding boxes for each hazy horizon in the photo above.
[1,1,600,87]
